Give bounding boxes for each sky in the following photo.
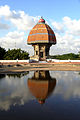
[0,0,80,55]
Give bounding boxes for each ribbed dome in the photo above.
[27,18,56,44]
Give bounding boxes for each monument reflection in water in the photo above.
[28,70,56,104]
[1,71,80,120]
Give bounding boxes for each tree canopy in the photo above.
[0,47,29,60]
[50,53,79,60]
[0,46,80,60]
[0,47,6,60]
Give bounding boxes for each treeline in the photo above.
[50,53,80,60]
[0,47,29,60]
[0,46,80,60]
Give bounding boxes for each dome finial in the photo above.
[41,16,43,19]
[39,16,45,23]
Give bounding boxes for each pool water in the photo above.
[0,70,80,120]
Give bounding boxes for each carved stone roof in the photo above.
[27,18,56,44]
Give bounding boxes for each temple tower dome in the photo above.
[27,17,56,61]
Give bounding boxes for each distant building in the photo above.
[27,17,56,61]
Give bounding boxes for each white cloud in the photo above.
[0,72,34,111]
[0,5,80,55]
[0,5,38,56]
[0,31,34,55]
[51,21,64,32]
[63,16,80,36]
[51,16,80,55]
[0,22,10,29]
[0,5,11,17]
[0,31,24,49]
[10,11,39,31]
[50,71,80,100]
[0,5,39,31]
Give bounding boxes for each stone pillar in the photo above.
[31,44,52,61]
[33,44,39,59]
[45,45,51,59]
[39,45,45,60]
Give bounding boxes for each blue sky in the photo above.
[0,0,80,20]
[0,0,80,55]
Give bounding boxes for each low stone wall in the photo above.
[0,60,80,65]
[47,59,80,63]
[0,60,29,64]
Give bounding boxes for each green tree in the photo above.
[78,51,80,58]
[4,48,29,60]
[50,53,79,60]
[0,47,6,60]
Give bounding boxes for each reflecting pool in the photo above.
[0,71,80,120]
